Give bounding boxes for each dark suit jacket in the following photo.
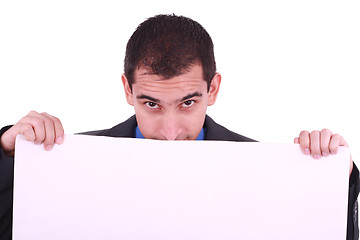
[80,115,256,142]
[0,115,359,239]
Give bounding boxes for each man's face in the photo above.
[122,64,221,140]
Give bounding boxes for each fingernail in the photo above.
[304,148,310,155]
[322,152,329,157]
[44,145,53,151]
[313,155,321,159]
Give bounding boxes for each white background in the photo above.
[0,0,359,163]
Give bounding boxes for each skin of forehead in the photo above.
[132,65,208,104]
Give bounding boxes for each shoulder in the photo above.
[78,115,137,138]
[204,115,257,142]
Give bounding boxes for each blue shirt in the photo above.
[135,126,205,140]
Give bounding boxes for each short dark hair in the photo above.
[124,14,216,91]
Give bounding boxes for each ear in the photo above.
[122,74,134,106]
[207,73,221,106]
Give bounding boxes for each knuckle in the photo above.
[32,118,44,128]
[40,112,49,117]
[22,122,33,131]
[52,117,61,127]
[14,123,35,140]
[310,130,320,136]
[53,117,62,125]
[16,122,31,132]
[18,115,31,124]
[41,112,57,125]
[300,130,309,136]
[42,117,52,126]
[28,110,38,116]
[321,128,330,134]
[51,115,59,121]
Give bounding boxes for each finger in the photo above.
[329,134,348,154]
[299,131,311,155]
[294,137,300,144]
[340,136,349,147]
[21,111,63,150]
[41,114,56,151]
[310,130,321,159]
[18,123,36,142]
[24,111,46,144]
[18,115,46,144]
[320,128,332,157]
[8,122,36,142]
[42,112,64,144]
[0,122,36,156]
[25,111,59,149]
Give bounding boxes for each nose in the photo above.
[159,113,183,140]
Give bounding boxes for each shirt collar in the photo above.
[135,126,205,140]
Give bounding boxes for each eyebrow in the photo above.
[136,92,203,103]
[180,92,203,102]
[136,94,160,103]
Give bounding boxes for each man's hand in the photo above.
[0,111,64,157]
[294,129,353,176]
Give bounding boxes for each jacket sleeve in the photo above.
[0,125,14,240]
[347,163,360,240]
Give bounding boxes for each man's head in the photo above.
[122,14,221,140]
[124,14,216,91]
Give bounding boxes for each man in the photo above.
[0,14,359,239]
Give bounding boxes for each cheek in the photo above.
[182,105,208,136]
[134,104,152,125]
[133,103,166,138]
[135,112,158,137]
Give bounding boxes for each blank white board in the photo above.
[13,134,350,239]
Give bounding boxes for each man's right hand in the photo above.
[0,111,64,157]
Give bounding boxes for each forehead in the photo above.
[133,64,207,93]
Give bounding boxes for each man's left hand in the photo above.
[294,129,353,176]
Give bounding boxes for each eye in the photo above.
[145,102,159,109]
[182,100,195,108]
